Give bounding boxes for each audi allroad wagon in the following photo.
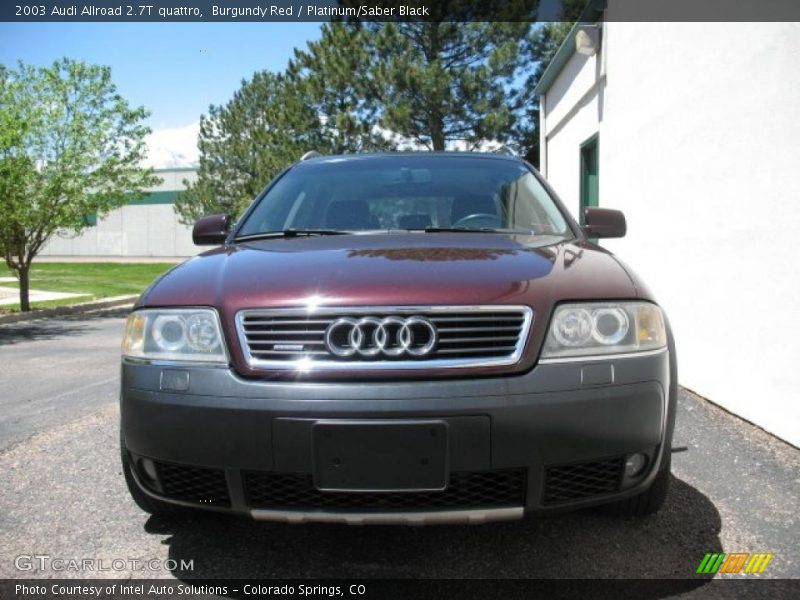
[120,152,677,524]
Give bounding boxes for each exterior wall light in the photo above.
[575,24,602,56]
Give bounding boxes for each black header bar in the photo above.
[3,578,800,600]
[3,0,800,23]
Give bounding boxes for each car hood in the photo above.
[139,232,648,378]
[140,233,642,310]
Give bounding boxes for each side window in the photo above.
[579,134,599,225]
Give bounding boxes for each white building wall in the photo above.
[542,20,800,446]
[40,169,198,258]
[541,45,605,210]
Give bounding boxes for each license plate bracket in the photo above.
[312,420,448,492]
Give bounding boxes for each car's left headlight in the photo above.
[541,301,667,360]
[122,308,228,363]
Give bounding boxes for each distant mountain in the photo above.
[144,148,198,169]
[142,120,506,169]
[143,122,200,169]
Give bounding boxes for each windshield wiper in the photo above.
[235,229,351,241]
[281,228,351,237]
[421,226,492,233]
[421,226,535,234]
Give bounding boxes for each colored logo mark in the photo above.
[696,552,774,574]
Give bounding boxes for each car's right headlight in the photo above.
[541,301,667,359]
[121,308,228,363]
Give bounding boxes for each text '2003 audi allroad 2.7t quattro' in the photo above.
[120,152,677,525]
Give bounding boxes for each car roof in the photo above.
[297,151,525,166]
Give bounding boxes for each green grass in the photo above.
[0,262,177,314]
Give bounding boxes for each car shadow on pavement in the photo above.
[0,308,129,346]
[146,476,719,595]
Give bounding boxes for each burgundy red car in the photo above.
[120,152,676,524]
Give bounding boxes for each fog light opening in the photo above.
[138,458,159,483]
[624,453,647,478]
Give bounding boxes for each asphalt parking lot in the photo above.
[0,309,798,594]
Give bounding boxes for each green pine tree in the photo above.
[512,0,587,165]
[288,23,394,154]
[365,19,533,150]
[175,71,323,225]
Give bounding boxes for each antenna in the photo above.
[300,151,322,161]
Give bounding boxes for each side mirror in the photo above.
[192,214,231,245]
[583,207,626,239]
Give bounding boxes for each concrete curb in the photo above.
[0,295,138,325]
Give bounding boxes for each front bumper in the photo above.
[121,349,673,522]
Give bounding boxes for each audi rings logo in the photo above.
[324,316,438,358]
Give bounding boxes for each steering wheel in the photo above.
[452,213,503,228]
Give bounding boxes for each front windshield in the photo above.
[236,155,571,238]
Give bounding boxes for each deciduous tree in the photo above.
[0,59,157,311]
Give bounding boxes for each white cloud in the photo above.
[143,122,200,169]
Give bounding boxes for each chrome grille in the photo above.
[236,306,533,371]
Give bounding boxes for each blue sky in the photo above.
[0,22,322,128]
[0,18,554,165]
[0,22,323,165]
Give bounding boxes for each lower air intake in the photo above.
[543,457,623,505]
[152,461,231,507]
[244,469,526,511]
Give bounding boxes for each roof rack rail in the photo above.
[300,151,322,161]
[493,145,516,156]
